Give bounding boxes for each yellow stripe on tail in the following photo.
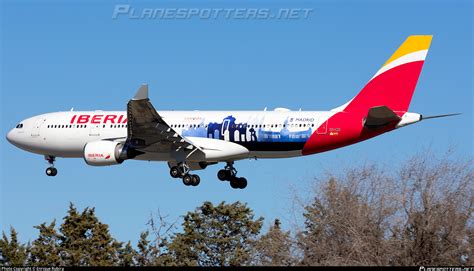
[383,35,432,67]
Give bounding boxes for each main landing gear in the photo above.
[45,155,57,177]
[169,162,200,187]
[217,162,247,189]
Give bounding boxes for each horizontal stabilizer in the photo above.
[422,113,461,120]
[364,106,401,129]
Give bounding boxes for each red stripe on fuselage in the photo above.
[302,111,397,155]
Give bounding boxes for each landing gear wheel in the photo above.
[170,166,181,178]
[46,167,57,177]
[238,177,247,189]
[217,169,230,181]
[230,177,240,189]
[191,175,200,186]
[45,155,57,176]
[183,174,193,186]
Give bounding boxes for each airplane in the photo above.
[6,35,459,189]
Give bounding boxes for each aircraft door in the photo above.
[89,124,100,136]
[316,116,328,134]
[31,118,46,137]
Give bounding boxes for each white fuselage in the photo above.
[7,110,334,162]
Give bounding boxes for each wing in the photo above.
[126,84,202,155]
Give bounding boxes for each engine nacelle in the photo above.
[83,141,125,166]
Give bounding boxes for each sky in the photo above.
[1,0,473,245]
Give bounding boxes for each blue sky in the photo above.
[1,0,472,244]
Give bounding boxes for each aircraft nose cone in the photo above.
[6,129,16,144]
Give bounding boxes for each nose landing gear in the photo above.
[217,162,247,189]
[46,167,57,176]
[45,155,57,177]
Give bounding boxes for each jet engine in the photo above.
[83,141,131,166]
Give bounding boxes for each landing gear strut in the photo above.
[45,155,57,177]
[217,162,247,189]
[169,162,201,187]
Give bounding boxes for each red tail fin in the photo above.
[336,35,433,114]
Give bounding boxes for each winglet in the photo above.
[133,84,149,100]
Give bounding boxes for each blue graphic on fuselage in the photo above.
[181,115,312,143]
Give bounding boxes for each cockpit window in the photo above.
[15,123,24,129]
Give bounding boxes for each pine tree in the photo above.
[29,220,61,266]
[59,202,119,266]
[252,219,293,266]
[0,227,28,266]
[168,201,263,266]
[136,229,175,266]
[58,203,83,265]
[117,241,136,266]
[136,231,152,266]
